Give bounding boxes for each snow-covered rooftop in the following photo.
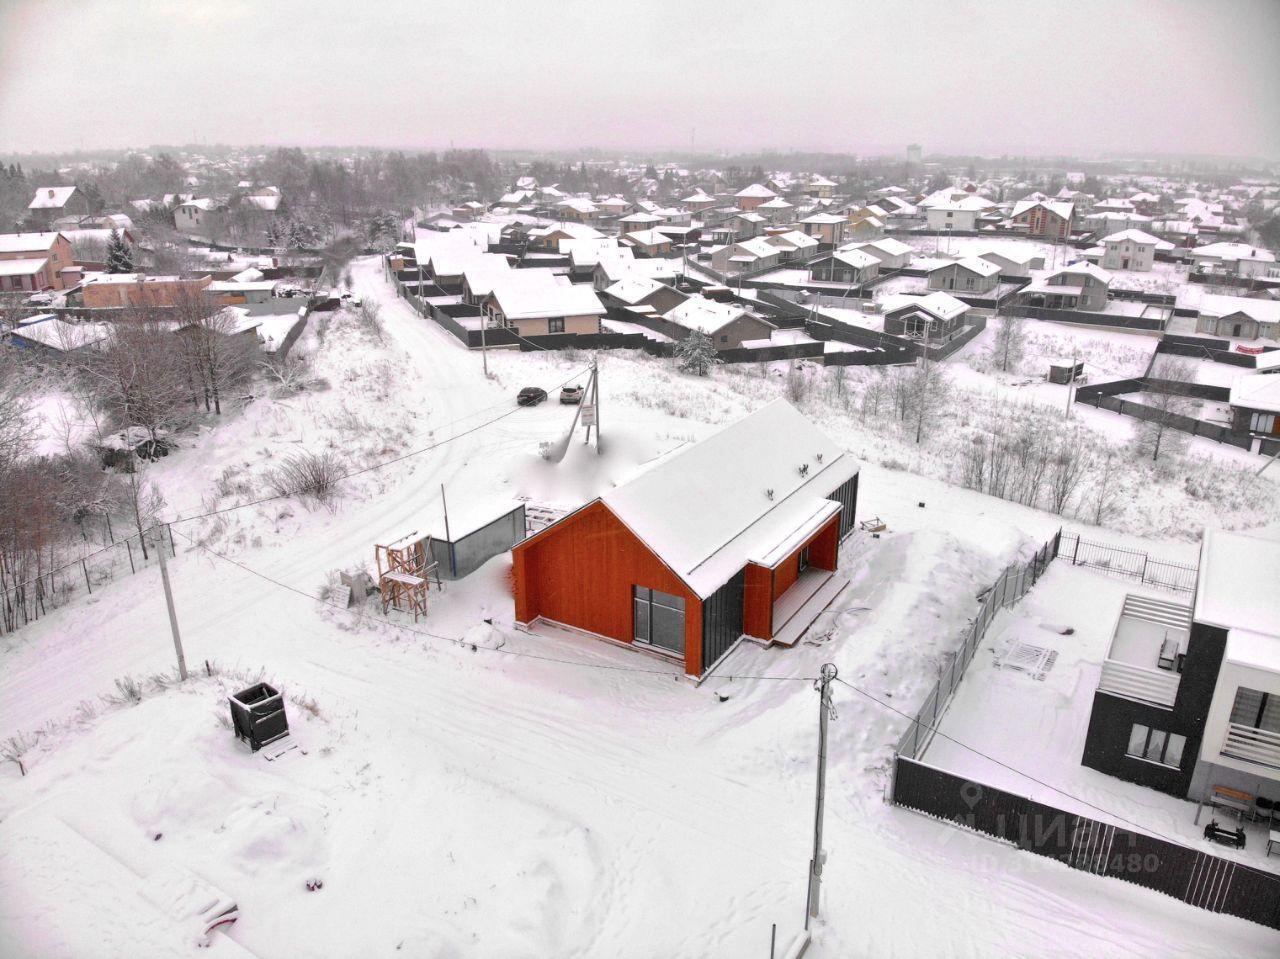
[1229,371,1280,414]
[1194,529,1280,638]
[28,186,77,210]
[488,270,605,320]
[0,231,63,254]
[664,296,747,335]
[598,401,859,598]
[0,257,47,277]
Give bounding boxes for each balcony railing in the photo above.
[1097,659,1180,707]
[1221,723,1280,771]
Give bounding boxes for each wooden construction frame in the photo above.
[375,531,442,622]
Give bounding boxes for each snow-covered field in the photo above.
[2,257,1278,957]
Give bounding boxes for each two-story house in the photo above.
[1099,229,1173,272]
[0,231,76,292]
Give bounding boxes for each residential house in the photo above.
[662,296,774,348]
[27,186,89,226]
[623,229,674,257]
[807,175,837,199]
[0,232,75,292]
[1025,262,1112,311]
[596,197,632,219]
[681,190,719,214]
[174,198,227,239]
[602,276,687,319]
[734,183,778,212]
[1195,295,1280,340]
[1011,200,1074,240]
[511,401,859,677]
[207,280,277,306]
[882,292,969,340]
[460,254,514,306]
[1228,368,1280,453]
[1083,210,1154,238]
[66,273,213,309]
[927,256,1001,295]
[1099,229,1173,272]
[616,212,663,236]
[764,230,820,263]
[526,222,604,252]
[844,237,912,271]
[1081,530,1280,802]
[1189,242,1277,279]
[482,270,606,337]
[710,236,781,274]
[809,248,879,285]
[976,248,1044,276]
[798,212,846,246]
[556,198,600,224]
[924,195,996,232]
[726,211,767,239]
[756,197,795,224]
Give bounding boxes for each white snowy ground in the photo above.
[924,563,1279,874]
[2,257,1278,957]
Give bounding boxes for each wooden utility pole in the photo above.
[807,663,838,923]
[155,526,188,681]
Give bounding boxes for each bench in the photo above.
[1194,785,1256,824]
[859,516,887,533]
[1204,820,1246,849]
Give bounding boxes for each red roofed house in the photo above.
[512,401,859,676]
[1011,199,1074,240]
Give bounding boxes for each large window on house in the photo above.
[548,318,565,334]
[1249,412,1276,434]
[1229,687,1280,733]
[1126,723,1186,768]
[633,586,685,655]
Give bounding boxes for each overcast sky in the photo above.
[2,0,1278,159]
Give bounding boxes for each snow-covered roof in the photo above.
[1254,351,1280,372]
[800,212,847,224]
[664,296,747,335]
[1229,371,1280,414]
[460,254,512,297]
[682,191,715,204]
[735,183,777,199]
[1189,241,1275,264]
[758,197,794,210]
[832,248,879,270]
[766,230,819,252]
[4,316,108,351]
[977,248,1040,266]
[929,256,1000,278]
[0,257,48,277]
[1100,229,1170,248]
[1194,529,1280,638]
[1011,199,1074,220]
[733,236,780,260]
[605,276,667,306]
[597,400,859,598]
[241,194,281,211]
[0,231,63,254]
[488,270,605,320]
[1052,261,1113,285]
[863,237,912,258]
[28,186,77,210]
[883,291,969,322]
[557,198,598,214]
[231,267,265,283]
[1198,294,1280,324]
[207,280,278,293]
[624,228,671,247]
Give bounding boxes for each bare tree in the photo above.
[0,353,35,474]
[1046,430,1091,515]
[1090,451,1124,526]
[171,288,256,415]
[989,314,1026,373]
[906,355,949,444]
[1132,357,1195,463]
[860,370,888,423]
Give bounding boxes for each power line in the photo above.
[833,676,1280,884]
[170,527,816,683]
[168,364,592,527]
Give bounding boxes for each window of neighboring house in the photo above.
[1249,412,1276,433]
[548,318,565,334]
[964,276,975,290]
[1126,724,1186,768]
[720,335,728,343]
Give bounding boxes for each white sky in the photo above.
[1,0,1277,158]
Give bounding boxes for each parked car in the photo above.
[517,387,548,407]
[24,292,53,306]
[559,385,584,404]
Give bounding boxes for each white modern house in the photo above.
[1099,229,1174,272]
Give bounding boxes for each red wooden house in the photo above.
[512,402,859,677]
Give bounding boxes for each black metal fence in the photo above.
[1006,304,1167,332]
[890,757,1280,931]
[896,531,1061,760]
[1057,531,1198,593]
[1074,381,1252,451]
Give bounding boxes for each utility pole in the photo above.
[1065,347,1078,418]
[807,663,838,924]
[155,526,188,681]
[481,307,489,377]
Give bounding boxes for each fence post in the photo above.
[82,559,91,594]
[125,539,135,574]
[1141,554,1149,586]
[1073,534,1080,565]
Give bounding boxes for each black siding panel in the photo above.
[701,569,745,674]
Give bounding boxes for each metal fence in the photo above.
[1,524,176,636]
[890,756,1280,931]
[896,531,1061,760]
[1057,531,1198,594]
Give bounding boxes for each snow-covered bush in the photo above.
[268,450,345,510]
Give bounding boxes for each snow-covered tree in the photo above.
[105,228,134,273]
[989,314,1026,373]
[675,330,720,377]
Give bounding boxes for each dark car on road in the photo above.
[517,387,548,407]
